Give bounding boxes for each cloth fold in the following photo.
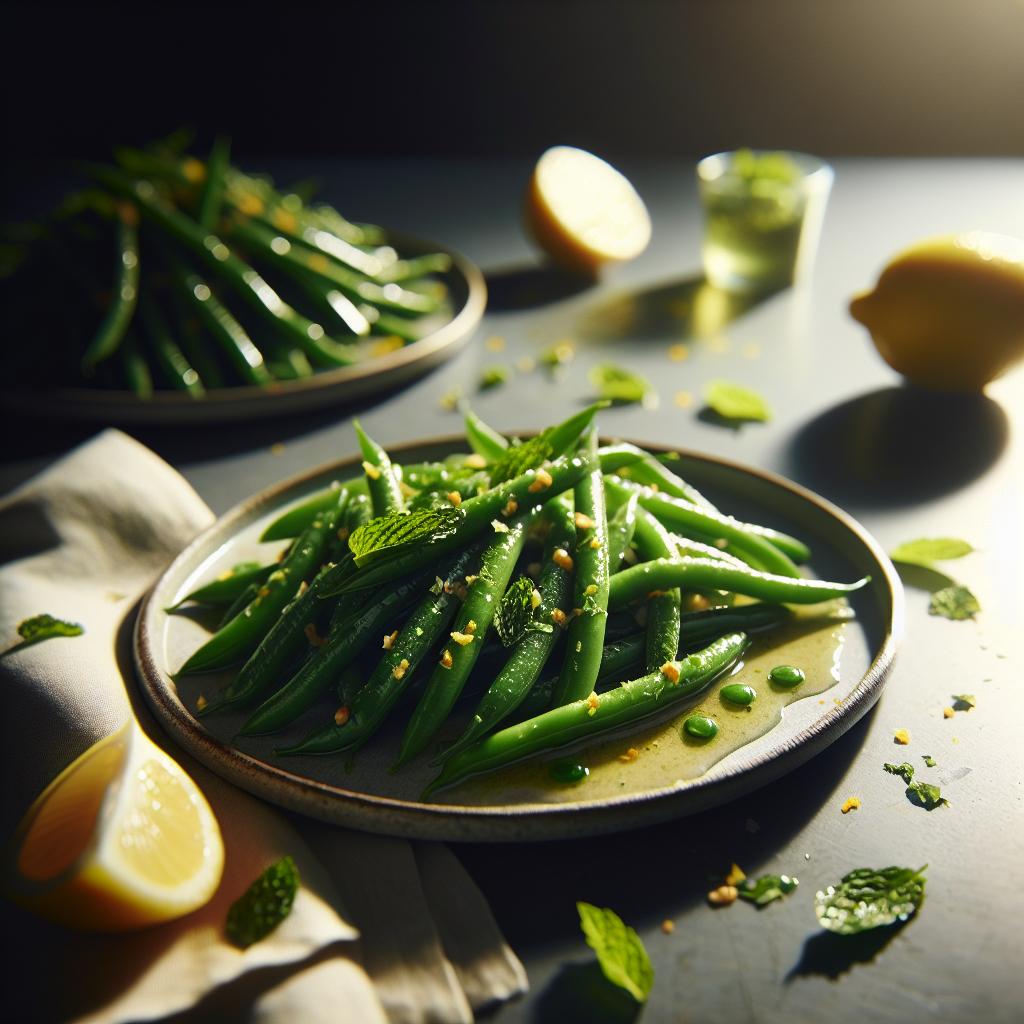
[1,430,526,1024]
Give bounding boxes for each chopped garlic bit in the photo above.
[551,608,567,627]
[840,796,861,814]
[586,693,600,716]
[362,460,382,480]
[683,592,711,612]
[334,705,350,726]
[491,519,510,533]
[707,885,739,907]
[196,694,208,711]
[584,583,598,596]
[589,537,601,549]
[440,649,453,669]
[574,512,595,530]
[486,334,507,352]
[451,630,475,647]
[464,454,487,470]
[297,580,309,597]
[392,658,410,680]
[725,863,746,886]
[336,526,350,543]
[446,491,462,507]
[382,630,399,650]
[528,468,554,493]
[465,574,480,586]
[502,498,519,517]
[531,589,542,609]
[894,728,911,745]
[304,623,326,647]
[618,747,639,763]
[552,548,574,571]
[465,619,478,634]
[660,661,681,684]
[661,919,675,935]
[943,707,955,719]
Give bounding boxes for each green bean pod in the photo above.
[117,335,153,397]
[216,580,263,629]
[441,500,575,763]
[260,480,367,542]
[138,292,204,395]
[81,208,140,370]
[632,507,683,671]
[354,420,405,515]
[609,557,868,610]
[423,632,751,797]
[552,430,610,706]
[277,544,486,756]
[197,136,230,231]
[176,491,347,675]
[238,569,433,736]
[169,562,275,610]
[606,490,639,574]
[463,406,509,462]
[394,514,535,766]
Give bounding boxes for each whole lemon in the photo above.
[849,232,1024,391]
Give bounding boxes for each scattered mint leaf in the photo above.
[922,755,937,768]
[906,781,947,810]
[952,694,975,710]
[494,576,552,647]
[890,537,973,568]
[736,873,799,907]
[226,855,300,948]
[540,341,575,368]
[815,865,926,935]
[479,365,510,390]
[929,584,980,620]
[577,902,654,1003]
[347,507,464,567]
[590,363,655,406]
[704,379,771,422]
[489,433,554,486]
[6,614,84,654]
[883,762,915,784]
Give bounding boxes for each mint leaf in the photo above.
[590,363,655,406]
[347,507,464,567]
[577,902,654,1003]
[6,614,84,654]
[883,762,915,784]
[736,873,799,907]
[929,584,980,620]
[922,755,937,768]
[907,782,947,810]
[489,433,554,486]
[815,866,926,935]
[494,576,552,647]
[952,693,975,710]
[479,365,510,390]
[704,379,771,422]
[890,537,973,567]
[226,855,300,948]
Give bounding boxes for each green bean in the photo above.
[441,499,574,762]
[81,208,140,370]
[138,292,204,395]
[632,508,682,671]
[277,544,486,756]
[613,445,719,512]
[117,335,153,397]
[217,580,263,630]
[463,406,509,462]
[670,534,749,569]
[261,481,366,542]
[552,430,610,706]
[266,256,373,337]
[609,557,868,610]
[197,136,230,231]
[170,298,225,390]
[238,569,433,736]
[394,513,535,766]
[423,632,751,797]
[354,420,405,515]
[606,491,639,573]
[169,562,275,609]
[610,477,802,578]
[176,491,347,675]
[376,252,452,283]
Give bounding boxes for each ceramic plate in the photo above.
[3,235,485,425]
[135,438,902,842]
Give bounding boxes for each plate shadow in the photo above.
[485,263,596,312]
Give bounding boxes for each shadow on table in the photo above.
[485,263,597,312]
[574,276,783,346]
[788,385,1008,509]
[533,962,641,1024]
[458,703,877,956]
[786,919,910,981]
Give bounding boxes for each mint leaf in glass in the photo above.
[815,865,926,935]
[577,901,654,1003]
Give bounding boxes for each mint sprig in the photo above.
[347,507,465,566]
[577,902,654,1003]
[815,865,926,935]
[494,576,552,647]
[5,613,84,655]
[226,855,300,949]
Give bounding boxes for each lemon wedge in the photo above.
[10,722,223,931]
[525,146,651,274]
[849,232,1024,391]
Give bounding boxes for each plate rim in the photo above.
[134,436,903,841]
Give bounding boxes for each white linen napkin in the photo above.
[0,429,526,1024]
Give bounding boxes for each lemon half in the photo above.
[850,232,1024,391]
[10,722,224,931]
[525,146,652,274]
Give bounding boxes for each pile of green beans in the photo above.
[1,135,452,397]
[174,408,869,796]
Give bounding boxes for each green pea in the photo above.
[549,762,589,784]
[721,682,757,706]
[683,714,719,740]
[769,664,805,688]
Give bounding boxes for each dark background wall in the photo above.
[5,0,1024,160]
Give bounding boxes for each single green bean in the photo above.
[354,420,405,515]
[169,561,275,609]
[197,136,230,231]
[81,208,140,370]
[117,335,153,397]
[609,557,868,610]
[424,632,751,796]
[216,580,262,629]
[463,406,509,462]
[552,430,610,706]
[138,292,205,395]
[261,481,364,542]
[606,491,639,574]
[632,507,682,671]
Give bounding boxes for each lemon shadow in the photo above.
[485,263,597,312]
[787,385,1008,508]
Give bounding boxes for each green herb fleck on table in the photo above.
[883,762,915,784]
[540,341,575,368]
[929,584,980,620]
[479,365,510,390]
[703,379,771,422]
[589,363,656,406]
[922,755,937,768]
[439,388,462,411]
[814,865,926,935]
[577,902,654,1003]
[736,873,799,907]
[890,537,973,568]
[906,781,947,810]
[226,855,300,948]
[494,576,552,647]
[952,693,976,710]
[5,614,84,655]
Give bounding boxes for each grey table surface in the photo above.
[3,157,1023,1023]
